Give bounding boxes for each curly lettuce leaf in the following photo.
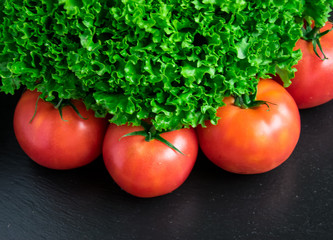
[303,0,333,27]
[1,0,332,130]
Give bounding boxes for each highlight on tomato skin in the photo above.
[196,79,301,175]
[13,90,108,170]
[102,124,199,198]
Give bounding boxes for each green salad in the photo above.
[1,0,332,130]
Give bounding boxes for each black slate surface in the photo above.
[0,92,332,240]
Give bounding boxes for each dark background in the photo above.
[0,91,332,240]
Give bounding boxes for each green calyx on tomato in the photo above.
[302,21,333,60]
[120,121,184,155]
[233,91,272,110]
[30,94,87,123]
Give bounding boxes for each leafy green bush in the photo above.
[1,0,332,130]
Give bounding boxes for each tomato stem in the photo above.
[302,21,333,60]
[51,97,87,121]
[68,102,88,120]
[54,98,64,109]
[120,121,185,155]
[29,92,88,122]
[234,94,270,109]
[29,95,41,123]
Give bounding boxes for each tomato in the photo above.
[13,90,108,170]
[196,79,301,174]
[281,22,333,109]
[102,124,198,198]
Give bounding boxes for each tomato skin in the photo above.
[196,79,301,174]
[285,22,333,109]
[103,124,198,198]
[13,90,108,170]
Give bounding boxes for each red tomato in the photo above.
[283,22,333,109]
[103,124,198,198]
[14,90,108,170]
[196,79,301,174]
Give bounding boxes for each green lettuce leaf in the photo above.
[1,0,332,130]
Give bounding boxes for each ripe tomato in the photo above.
[14,90,108,170]
[103,124,198,198]
[282,22,333,109]
[196,79,301,174]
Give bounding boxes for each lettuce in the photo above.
[1,0,333,130]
